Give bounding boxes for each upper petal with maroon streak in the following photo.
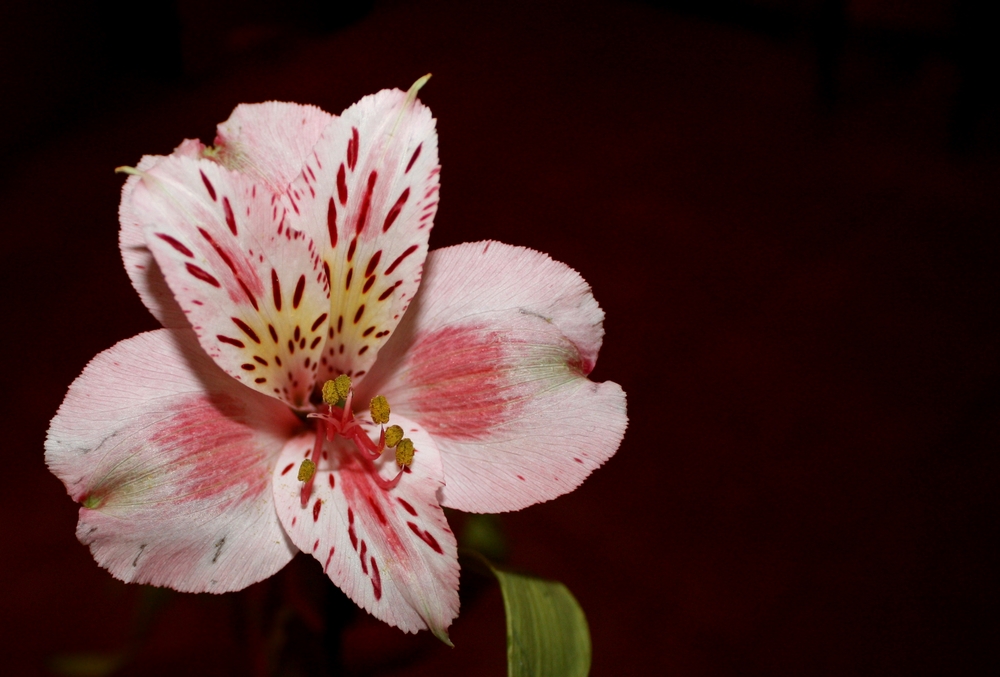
[132,155,331,409]
[282,87,440,384]
[45,329,301,592]
[272,416,459,638]
[357,241,628,512]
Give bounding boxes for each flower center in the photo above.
[297,375,413,507]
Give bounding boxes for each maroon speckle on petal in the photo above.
[271,270,282,310]
[405,143,422,173]
[292,275,306,309]
[345,268,353,291]
[241,363,255,371]
[325,546,335,572]
[327,198,338,247]
[347,127,359,170]
[328,474,335,488]
[354,305,365,324]
[186,263,220,287]
[362,276,376,293]
[232,317,261,343]
[362,326,375,337]
[217,335,245,348]
[354,171,377,235]
[281,462,295,476]
[155,233,194,257]
[407,522,443,554]
[223,196,237,235]
[347,236,357,262]
[200,170,217,201]
[313,498,323,521]
[397,498,418,516]
[254,356,268,365]
[337,164,348,205]
[371,557,382,600]
[268,324,278,342]
[384,244,418,275]
[364,250,382,278]
[382,188,409,232]
[311,313,328,332]
[360,541,368,574]
[517,475,525,481]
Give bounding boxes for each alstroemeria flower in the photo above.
[45,82,627,638]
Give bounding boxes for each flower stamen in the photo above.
[301,380,414,503]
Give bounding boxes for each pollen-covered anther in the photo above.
[298,458,316,482]
[370,395,391,425]
[322,374,352,406]
[384,424,404,448]
[395,438,414,468]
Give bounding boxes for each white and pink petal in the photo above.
[131,155,331,409]
[213,102,335,194]
[357,241,628,513]
[283,83,440,383]
[272,415,459,639]
[45,329,301,592]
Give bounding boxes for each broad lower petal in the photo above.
[131,155,331,409]
[45,329,301,592]
[272,415,459,639]
[213,102,335,194]
[358,241,628,513]
[282,84,440,383]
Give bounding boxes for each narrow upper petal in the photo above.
[120,146,203,329]
[272,415,459,638]
[213,102,336,194]
[131,155,331,409]
[357,241,628,513]
[282,85,440,384]
[45,329,301,592]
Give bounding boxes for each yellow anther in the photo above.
[322,375,352,405]
[370,395,391,425]
[297,458,316,482]
[384,424,404,448]
[395,438,414,468]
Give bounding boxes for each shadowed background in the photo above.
[1,0,997,675]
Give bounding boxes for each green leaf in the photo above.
[468,552,591,677]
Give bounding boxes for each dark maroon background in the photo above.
[2,0,998,675]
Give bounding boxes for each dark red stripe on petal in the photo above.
[347,127,359,170]
[397,498,418,516]
[337,164,348,205]
[217,335,245,348]
[281,462,295,476]
[271,269,282,310]
[355,171,377,235]
[345,268,353,291]
[384,244,418,275]
[353,305,365,324]
[377,281,401,301]
[292,274,306,309]
[327,197,338,247]
[362,326,375,337]
[223,196,237,235]
[313,498,322,522]
[186,263,220,287]
[238,279,259,310]
[200,170,217,201]
[407,522,443,554]
[364,250,382,278]
[268,324,278,342]
[347,237,357,262]
[155,233,193,257]
[405,143,422,173]
[371,557,381,600]
[311,313,328,332]
[231,317,261,343]
[382,188,409,232]
[362,276,375,294]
